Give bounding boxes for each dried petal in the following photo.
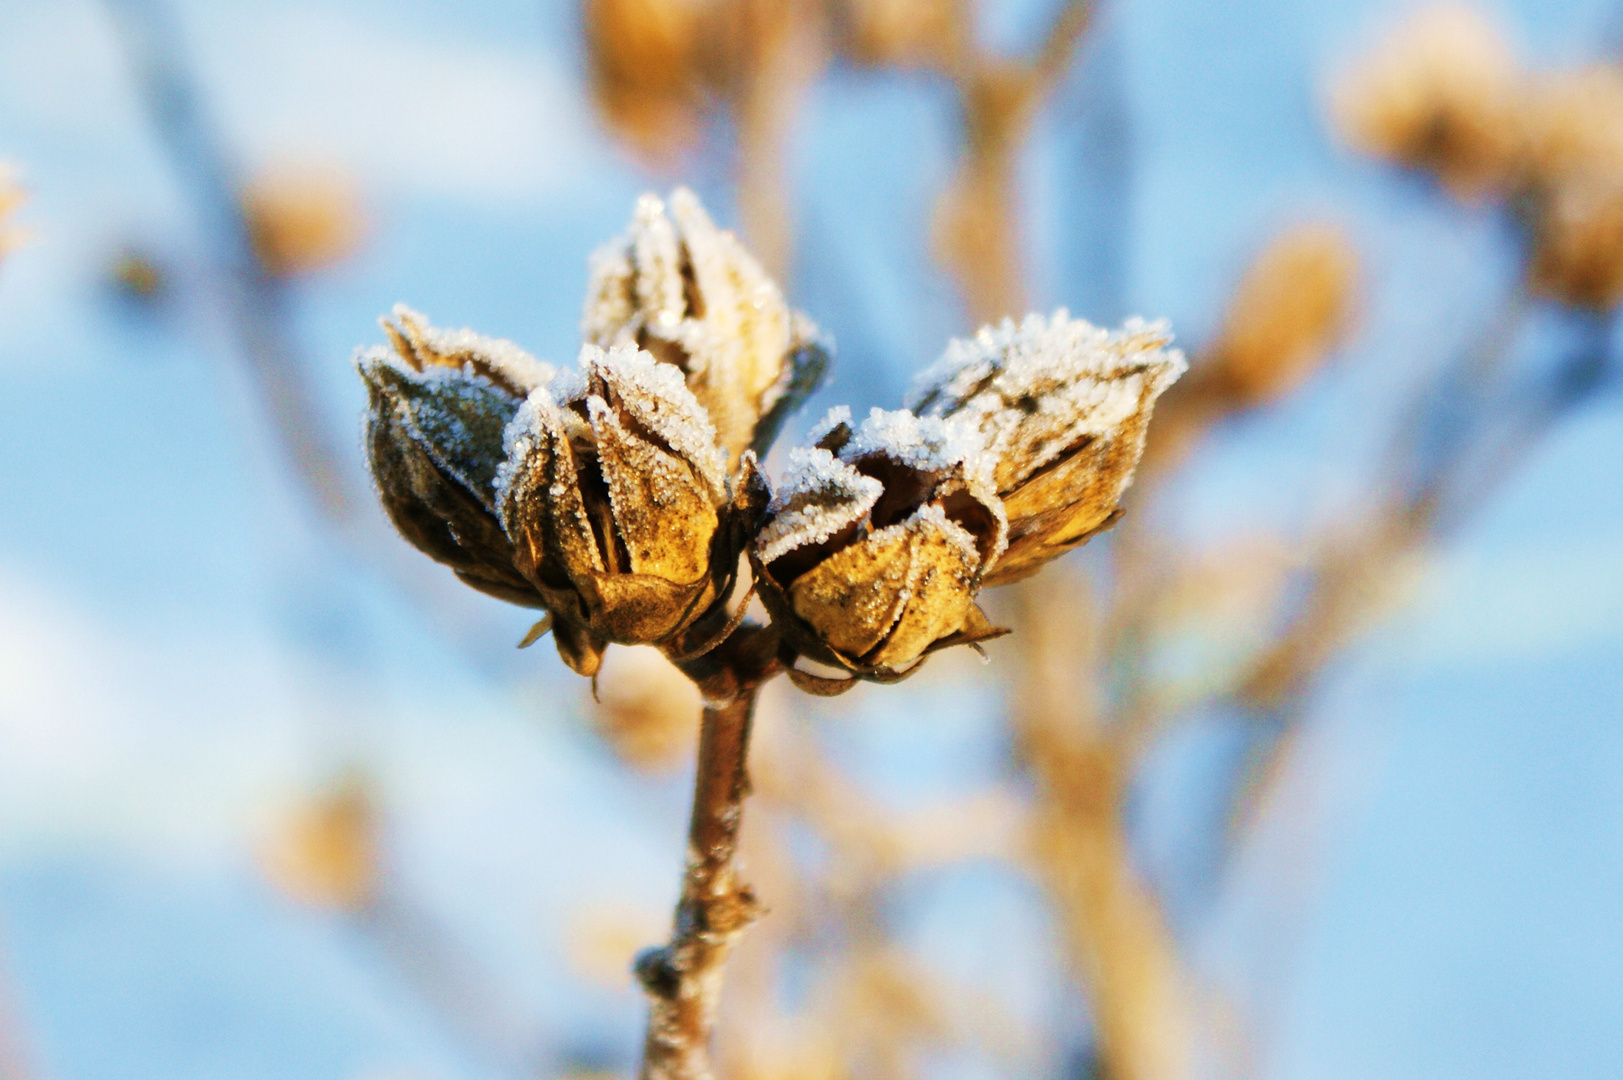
[911,311,1185,584]
[583,188,828,467]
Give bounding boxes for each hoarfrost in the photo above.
[587,344,728,503]
[385,304,555,395]
[755,447,884,565]
[909,310,1187,489]
[581,187,827,464]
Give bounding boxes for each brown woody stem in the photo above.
[639,626,778,1079]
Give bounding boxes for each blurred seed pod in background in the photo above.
[498,344,737,677]
[1199,224,1359,409]
[752,407,1008,693]
[1522,65,1623,191]
[832,0,966,70]
[911,313,1186,585]
[583,0,710,160]
[262,771,380,912]
[1330,4,1525,200]
[1529,178,1623,311]
[583,187,828,470]
[241,163,366,278]
[591,645,702,771]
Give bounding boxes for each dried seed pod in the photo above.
[1530,178,1623,310]
[1202,224,1359,409]
[497,343,736,676]
[752,407,1008,694]
[1330,4,1525,200]
[582,188,828,470]
[910,311,1186,585]
[358,306,556,607]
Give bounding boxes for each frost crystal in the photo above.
[755,447,884,565]
[581,188,828,466]
[383,304,555,397]
[910,310,1187,493]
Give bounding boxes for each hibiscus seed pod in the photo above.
[910,311,1186,585]
[581,187,828,470]
[497,343,735,677]
[358,305,555,606]
[751,407,1009,694]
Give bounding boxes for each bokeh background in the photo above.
[1,0,1620,1077]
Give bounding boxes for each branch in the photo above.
[638,626,780,1080]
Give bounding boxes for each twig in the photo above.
[638,625,780,1079]
[105,0,356,522]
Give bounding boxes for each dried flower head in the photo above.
[910,312,1185,585]
[752,407,1008,693]
[1523,64,1623,190]
[584,0,708,159]
[1330,4,1525,199]
[497,343,736,676]
[242,164,365,277]
[583,188,828,470]
[1202,223,1359,408]
[358,306,556,607]
[1530,177,1623,310]
[592,644,703,770]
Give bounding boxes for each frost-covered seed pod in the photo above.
[910,311,1186,585]
[497,343,734,677]
[582,187,828,469]
[751,407,1008,694]
[358,305,556,607]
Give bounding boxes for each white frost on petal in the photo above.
[806,405,852,446]
[586,344,728,503]
[906,501,982,565]
[580,187,825,465]
[909,310,1187,487]
[839,407,985,478]
[387,304,555,394]
[755,447,884,565]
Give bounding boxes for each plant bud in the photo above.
[1202,224,1359,409]
[497,343,734,676]
[910,312,1186,585]
[358,306,556,607]
[1329,4,1525,200]
[582,187,828,470]
[752,407,1008,693]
